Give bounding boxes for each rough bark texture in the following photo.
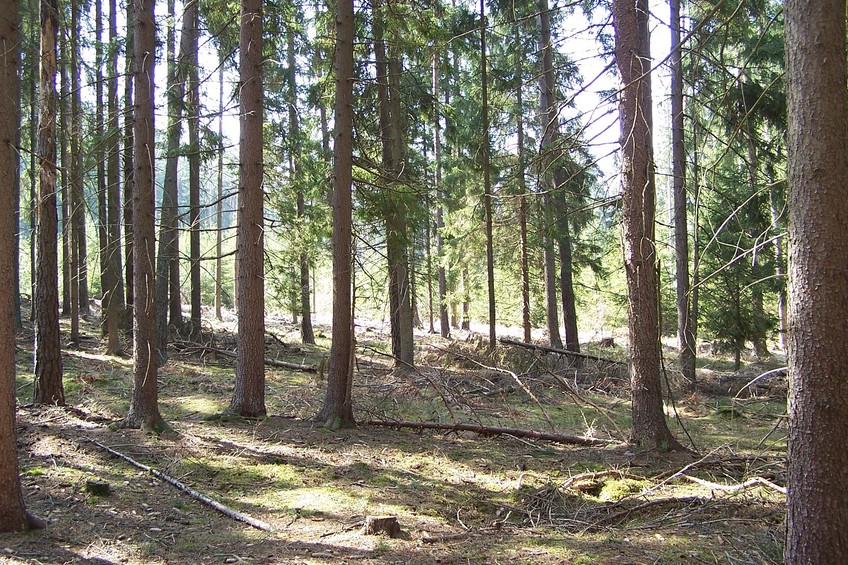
[784,0,848,560]
[230,0,266,418]
[432,53,450,340]
[123,0,135,316]
[612,0,680,450]
[0,0,32,531]
[215,66,224,321]
[670,0,695,384]
[69,0,82,344]
[33,0,65,406]
[123,0,165,432]
[316,0,355,429]
[187,0,201,336]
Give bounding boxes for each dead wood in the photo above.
[682,474,787,495]
[173,340,317,372]
[363,515,401,537]
[364,419,615,446]
[88,438,274,532]
[559,470,646,491]
[733,366,788,399]
[421,531,472,544]
[499,338,626,366]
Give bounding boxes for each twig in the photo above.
[87,438,274,532]
[173,340,316,372]
[499,338,626,366]
[681,474,786,495]
[364,419,616,446]
[560,470,646,491]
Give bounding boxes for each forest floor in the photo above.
[2,309,788,564]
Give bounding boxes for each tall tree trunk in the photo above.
[767,180,786,350]
[187,0,201,336]
[612,0,681,450]
[69,0,82,344]
[670,0,695,384]
[288,24,314,344]
[28,0,36,321]
[104,0,126,353]
[0,0,36,528]
[538,0,579,353]
[785,1,848,559]
[480,0,496,351]
[230,0,266,418]
[432,52,449,339]
[123,0,135,316]
[95,0,108,326]
[215,65,224,321]
[543,240,562,348]
[12,14,22,330]
[33,0,64,406]
[514,28,531,344]
[316,0,355,429]
[59,34,70,316]
[123,0,165,432]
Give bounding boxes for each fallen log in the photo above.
[88,438,274,532]
[364,420,615,447]
[499,338,626,366]
[174,340,317,372]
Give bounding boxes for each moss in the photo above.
[598,478,649,502]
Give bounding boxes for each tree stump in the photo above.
[362,515,401,537]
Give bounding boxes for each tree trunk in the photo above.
[432,52,450,339]
[784,1,848,558]
[187,0,201,337]
[123,0,134,316]
[479,0,496,351]
[123,0,166,432]
[104,0,126,353]
[743,119,769,361]
[215,65,224,321]
[543,239,562,349]
[33,0,64,406]
[0,0,34,527]
[768,181,786,350]
[612,0,680,450]
[316,0,355,429]
[230,0,266,418]
[59,35,70,316]
[287,24,314,344]
[69,0,82,344]
[514,28,531,344]
[95,0,109,330]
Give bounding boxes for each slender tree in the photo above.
[432,51,450,339]
[0,0,41,531]
[123,0,135,315]
[670,0,695,383]
[215,65,224,321]
[480,0,496,351]
[612,0,681,450]
[187,0,201,335]
[123,0,166,431]
[229,0,266,417]
[33,0,64,406]
[784,0,848,559]
[316,0,355,429]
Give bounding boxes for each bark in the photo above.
[105,0,126,353]
[288,25,314,344]
[743,118,768,360]
[59,35,70,316]
[316,0,355,429]
[69,0,82,343]
[187,0,201,336]
[670,0,695,384]
[230,0,266,418]
[784,0,848,560]
[480,0,496,351]
[612,0,680,450]
[767,181,786,350]
[33,0,64,406]
[543,238,562,348]
[95,0,108,325]
[123,0,166,432]
[0,0,34,531]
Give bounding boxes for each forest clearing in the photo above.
[3,312,787,564]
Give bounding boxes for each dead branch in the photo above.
[733,366,788,399]
[499,338,626,366]
[88,439,275,532]
[173,340,317,372]
[364,419,616,447]
[682,474,787,495]
[560,470,646,491]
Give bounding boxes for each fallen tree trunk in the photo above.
[88,439,274,532]
[174,341,317,372]
[499,338,626,366]
[364,420,614,447]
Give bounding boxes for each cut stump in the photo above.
[363,515,401,537]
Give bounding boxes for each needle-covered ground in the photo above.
[2,312,787,564]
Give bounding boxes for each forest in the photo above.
[1,0,847,562]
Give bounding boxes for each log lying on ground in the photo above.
[365,420,614,447]
[174,340,317,372]
[88,438,274,532]
[499,338,626,366]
